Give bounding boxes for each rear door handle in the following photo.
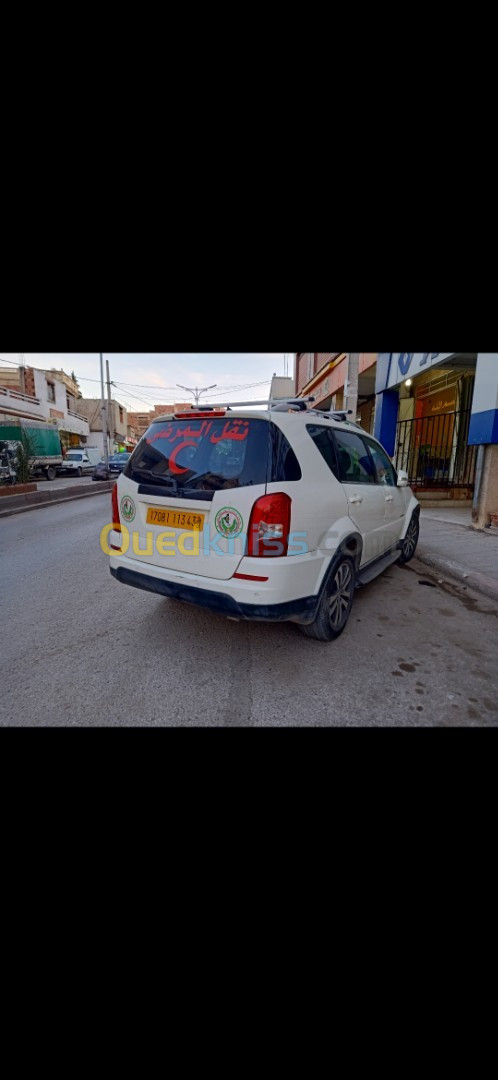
[385,495,394,502]
[349,494,363,505]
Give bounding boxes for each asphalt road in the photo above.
[35,474,106,490]
[1,495,497,726]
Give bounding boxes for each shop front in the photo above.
[375,354,479,493]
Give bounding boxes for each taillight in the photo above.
[247,493,291,557]
[111,484,122,550]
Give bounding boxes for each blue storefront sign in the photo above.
[376,353,456,393]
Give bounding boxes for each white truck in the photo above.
[59,446,103,477]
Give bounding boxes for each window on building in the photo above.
[332,429,376,485]
[306,425,340,480]
[119,406,124,424]
[47,381,56,403]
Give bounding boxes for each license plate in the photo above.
[146,507,205,530]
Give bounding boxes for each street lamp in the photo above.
[177,383,217,407]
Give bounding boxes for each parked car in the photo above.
[108,403,420,641]
[108,453,131,475]
[60,447,102,477]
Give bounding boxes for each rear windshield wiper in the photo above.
[132,469,181,491]
[182,472,237,490]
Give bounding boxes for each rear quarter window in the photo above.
[306,425,340,480]
[269,425,302,482]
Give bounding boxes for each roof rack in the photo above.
[149,398,362,423]
[150,396,316,419]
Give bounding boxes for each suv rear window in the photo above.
[125,417,301,500]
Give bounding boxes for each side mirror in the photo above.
[397,469,409,488]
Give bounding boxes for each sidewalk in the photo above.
[418,508,498,602]
[0,479,114,518]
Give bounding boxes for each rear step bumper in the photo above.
[110,565,318,623]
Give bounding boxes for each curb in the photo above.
[0,482,115,519]
[416,551,498,604]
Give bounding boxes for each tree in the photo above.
[15,428,37,484]
[71,370,83,399]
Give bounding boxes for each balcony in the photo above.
[0,385,47,421]
[67,408,92,424]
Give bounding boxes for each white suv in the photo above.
[107,403,420,641]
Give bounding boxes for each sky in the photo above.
[0,353,294,411]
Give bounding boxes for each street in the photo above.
[34,474,103,491]
[1,494,497,726]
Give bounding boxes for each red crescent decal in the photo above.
[169,440,197,475]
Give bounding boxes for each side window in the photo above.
[306,425,340,480]
[332,429,376,485]
[270,426,302,482]
[364,438,397,486]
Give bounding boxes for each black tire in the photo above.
[45,466,56,481]
[300,555,356,641]
[399,512,419,564]
[77,467,82,478]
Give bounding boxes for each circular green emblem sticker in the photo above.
[214,506,244,539]
[120,495,136,523]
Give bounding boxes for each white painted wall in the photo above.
[32,369,89,436]
[473,354,498,415]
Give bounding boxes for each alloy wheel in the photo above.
[329,562,353,628]
[403,518,418,559]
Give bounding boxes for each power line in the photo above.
[112,383,165,408]
[111,384,162,412]
[112,378,271,407]
[77,375,272,392]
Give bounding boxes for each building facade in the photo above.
[269,375,295,401]
[126,403,193,440]
[295,353,378,432]
[374,353,498,525]
[0,365,90,447]
[77,398,131,454]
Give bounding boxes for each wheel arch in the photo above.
[305,531,362,623]
[400,497,420,540]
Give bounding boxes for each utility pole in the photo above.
[100,353,109,471]
[344,353,360,421]
[106,356,113,454]
[177,383,217,407]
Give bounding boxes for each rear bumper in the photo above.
[110,564,319,623]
